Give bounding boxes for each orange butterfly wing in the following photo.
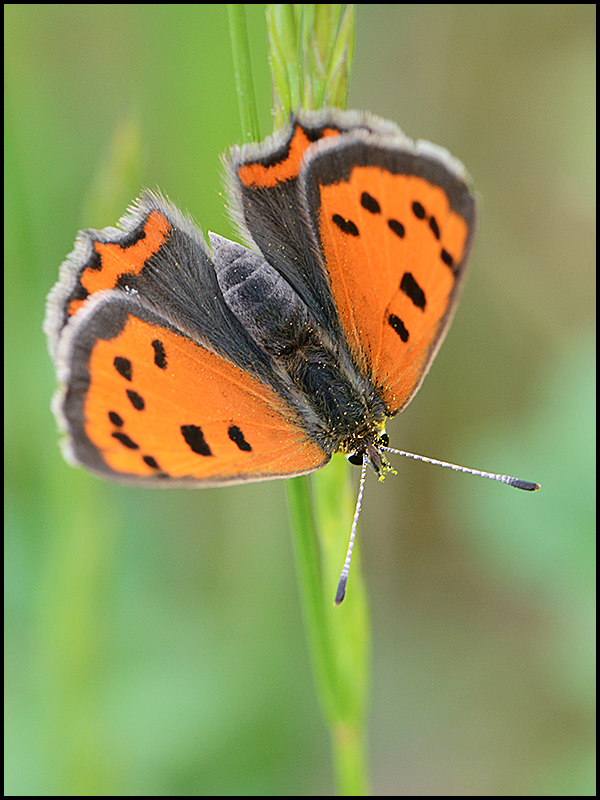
[56,296,327,484]
[301,137,475,413]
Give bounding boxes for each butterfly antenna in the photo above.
[335,456,369,605]
[381,447,540,491]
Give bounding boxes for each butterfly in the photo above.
[45,108,539,602]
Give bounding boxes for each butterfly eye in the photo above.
[378,432,389,448]
[347,452,364,466]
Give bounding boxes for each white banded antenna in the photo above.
[335,456,368,605]
[381,447,540,492]
[335,447,539,605]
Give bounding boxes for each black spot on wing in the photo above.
[111,431,139,449]
[411,201,426,220]
[114,356,132,381]
[181,424,213,456]
[152,339,167,369]
[332,214,359,236]
[400,272,426,310]
[228,425,252,452]
[388,314,409,342]
[429,216,440,240]
[126,389,145,410]
[360,191,381,214]
[388,218,405,238]
[441,249,454,268]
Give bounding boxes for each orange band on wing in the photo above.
[68,210,171,317]
[237,125,340,188]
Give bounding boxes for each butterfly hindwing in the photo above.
[228,110,404,337]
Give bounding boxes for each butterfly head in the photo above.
[347,430,395,480]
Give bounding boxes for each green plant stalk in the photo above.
[324,4,355,109]
[227,5,261,142]
[266,4,303,128]
[228,5,371,795]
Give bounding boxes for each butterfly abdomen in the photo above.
[211,233,313,357]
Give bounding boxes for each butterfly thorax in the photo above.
[286,348,387,455]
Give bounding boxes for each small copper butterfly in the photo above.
[45,108,539,602]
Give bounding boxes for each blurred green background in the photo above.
[5,4,594,795]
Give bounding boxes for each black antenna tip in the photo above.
[508,478,541,491]
[335,576,348,605]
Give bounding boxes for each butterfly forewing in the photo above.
[300,135,475,415]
